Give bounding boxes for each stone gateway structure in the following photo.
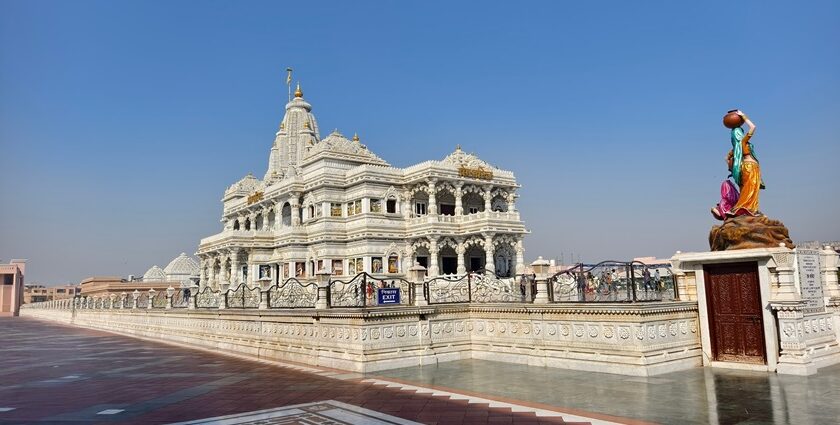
[197,85,527,289]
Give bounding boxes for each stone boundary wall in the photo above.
[21,302,701,376]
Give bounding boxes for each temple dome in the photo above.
[225,173,262,198]
[305,130,388,165]
[142,265,166,282]
[442,146,496,170]
[164,253,199,281]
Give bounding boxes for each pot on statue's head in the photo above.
[723,111,744,129]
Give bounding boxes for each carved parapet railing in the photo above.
[195,286,221,309]
[227,283,260,309]
[268,278,317,308]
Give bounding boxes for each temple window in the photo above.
[308,205,315,220]
[371,257,383,274]
[415,202,427,215]
[233,220,240,230]
[469,206,479,214]
[387,255,399,273]
[386,199,397,214]
[330,203,342,217]
[347,200,362,216]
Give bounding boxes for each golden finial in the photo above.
[294,83,303,98]
[353,133,360,142]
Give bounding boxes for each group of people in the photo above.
[575,267,663,297]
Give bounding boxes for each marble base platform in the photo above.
[21,302,701,377]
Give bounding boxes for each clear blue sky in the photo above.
[1,1,838,284]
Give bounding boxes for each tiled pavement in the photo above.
[374,357,840,425]
[0,318,636,425]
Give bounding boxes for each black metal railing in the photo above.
[547,261,677,303]
[328,272,414,307]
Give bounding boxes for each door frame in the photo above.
[703,262,767,364]
[693,258,779,371]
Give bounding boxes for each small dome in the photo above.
[442,147,496,170]
[225,174,261,195]
[143,265,166,282]
[164,253,199,278]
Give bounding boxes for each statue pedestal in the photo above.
[709,215,794,251]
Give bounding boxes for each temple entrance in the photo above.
[441,257,457,275]
[416,256,428,269]
[469,257,484,272]
[704,262,766,364]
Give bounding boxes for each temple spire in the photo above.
[294,83,303,98]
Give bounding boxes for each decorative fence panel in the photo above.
[426,274,471,304]
[329,273,367,307]
[136,293,149,309]
[171,288,191,308]
[151,291,168,308]
[269,278,317,308]
[227,284,260,309]
[195,287,220,309]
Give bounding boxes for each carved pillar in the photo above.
[315,271,331,309]
[402,191,412,219]
[209,259,217,289]
[484,234,495,273]
[290,194,301,226]
[165,286,174,309]
[507,191,516,212]
[410,262,428,306]
[515,238,525,275]
[230,252,240,285]
[771,301,818,375]
[531,257,551,304]
[820,246,840,299]
[456,241,466,275]
[403,244,414,274]
[274,201,283,230]
[454,184,464,216]
[429,239,440,278]
[428,180,437,215]
[483,186,492,212]
[147,289,155,310]
[771,249,798,301]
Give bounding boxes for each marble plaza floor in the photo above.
[372,360,840,425]
[0,317,627,425]
[1,318,838,425]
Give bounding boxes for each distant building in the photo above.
[79,276,173,298]
[79,252,200,298]
[23,284,81,304]
[798,241,840,253]
[0,259,26,316]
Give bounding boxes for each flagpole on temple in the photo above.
[286,67,293,102]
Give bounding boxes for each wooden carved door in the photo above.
[704,262,766,364]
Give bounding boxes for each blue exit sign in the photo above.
[377,288,401,305]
